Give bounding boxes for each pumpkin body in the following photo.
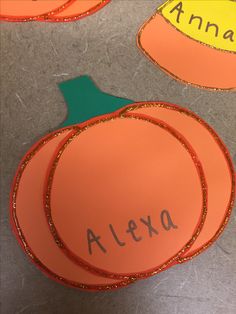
[11,96,234,287]
[11,110,207,284]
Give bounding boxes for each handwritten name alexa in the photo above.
[87,209,178,255]
[169,1,235,42]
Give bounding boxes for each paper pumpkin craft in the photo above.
[137,0,236,90]
[10,76,235,290]
[0,0,109,22]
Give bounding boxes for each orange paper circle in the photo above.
[46,112,207,279]
[124,102,235,262]
[10,128,131,291]
[0,0,75,22]
[137,13,236,90]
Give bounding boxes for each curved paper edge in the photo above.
[41,0,111,23]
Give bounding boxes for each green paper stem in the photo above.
[59,76,133,127]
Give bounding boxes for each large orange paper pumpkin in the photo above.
[10,74,235,289]
[11,109,208,287]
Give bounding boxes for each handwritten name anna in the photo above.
[168,1,235,43]
[87,209,178,255]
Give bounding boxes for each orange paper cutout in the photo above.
[45,112,207,279]
[10,128,131,290]
[138,14,236,90]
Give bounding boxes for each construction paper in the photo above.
[160,0,236,53]
[59,76,132,127]
[0,0,74,21]
[43,0,110,22]
[137,1,236,90]
[10,128,131,290]
[124,102,235,262]
[46,112,207,279]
